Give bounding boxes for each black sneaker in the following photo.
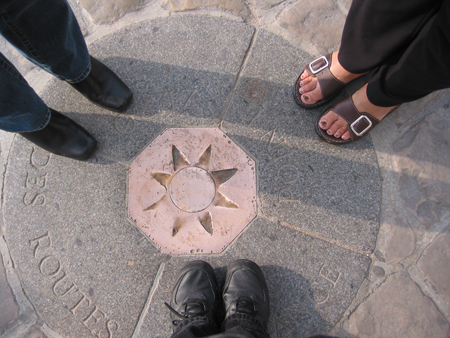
[165,260,220,330]
[222,259,270,330]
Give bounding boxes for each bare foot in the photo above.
[318,84,397,140]
[299,51,361,105]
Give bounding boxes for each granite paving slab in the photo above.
[4,16,380,337]
[221,30,381,253]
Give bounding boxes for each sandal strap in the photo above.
[331,96,379,141]
[306,54,345,100]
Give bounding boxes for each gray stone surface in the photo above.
[418,232,450,307]
[276,0,346,55]
[138,219,370,338]
[0,251,19,332]
[3,15,376,337]
[162,0,252,19]
[222,30,381,253]
[42,16,253,162]
[346,273,450,338]
[78,0,151,24]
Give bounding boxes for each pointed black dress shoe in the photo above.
[70,56,132,112]
[20,109,97,161]
[165,260,220,332]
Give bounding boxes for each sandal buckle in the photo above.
[350,115,373,136]
[309,56,329,75]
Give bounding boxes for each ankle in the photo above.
[330,52,362,84]
[352,84,396,120]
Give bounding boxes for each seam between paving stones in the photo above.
[407,272,450,327]
[131,257,169,338]
[219,27,258,122]
[0,236,38,337]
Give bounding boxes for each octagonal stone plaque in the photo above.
[128,128,257,254]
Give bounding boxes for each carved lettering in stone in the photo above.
[156,90,174,110]
[306,280,329,305]
[247,108,262,127]
[24,148,49,206]
[259,128,300,204]
[114,114,136,134]
[104,320,120,338]
[29,232,120,337]
[83,305,106,336]
[277,163,298,184]
[70,292,92,315]
[318,265,340,288]
[181,89,196,109]
[306,265,342,305]
[29,232,51,258]
[278,188,299,203]
[39,255,61,277]
[53,272,77,298]
[136,98,155,119]
[23,192,46,206]
[30,148,51,169]
[26,172,47,189]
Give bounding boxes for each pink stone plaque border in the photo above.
[127,128,257,254]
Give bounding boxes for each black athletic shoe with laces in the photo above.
[165,260,220,330]
[222,259,270,330]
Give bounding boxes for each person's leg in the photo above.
[168,261,221,338]
[297,0,441,107]
[0,51,50,132]
[0,0,132,112]
[0,0,90,81]
[318,0,450,143]
[221,260,270,338]
[339,0,441,74]
[0,50,96,160]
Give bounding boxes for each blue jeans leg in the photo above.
[0,0,90,132]
[0,52,50,132]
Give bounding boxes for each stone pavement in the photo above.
[0,1,449,337]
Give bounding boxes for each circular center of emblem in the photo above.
[169,167,216,213]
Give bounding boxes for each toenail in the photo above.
[299,88,303,94]
[342,135,348,140]
[334,133,340,138]
[303,95,310,102]
[300,81,303,86]
[320,120,327,128]
[327,129,332,135]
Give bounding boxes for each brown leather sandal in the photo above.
[315,96,398,144]
[294,54,345,109]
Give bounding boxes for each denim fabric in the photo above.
[0,0,90,132]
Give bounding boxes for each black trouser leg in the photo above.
[338,0,450,106]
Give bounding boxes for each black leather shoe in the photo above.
[20,109,97,161]
[70,56,132,112]
[222,259,270,330]
[165,261,220,330]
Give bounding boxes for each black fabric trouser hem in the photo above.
[338,0,450,107]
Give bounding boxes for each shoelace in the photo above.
[234,296,257,317]
[164,299,209,326]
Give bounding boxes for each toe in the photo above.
[300,80,315,94]
[301,86,322,105]
[333,125,348,139]
[318,110,339,130]
[341,131,351,140]
[300,70,310,80]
